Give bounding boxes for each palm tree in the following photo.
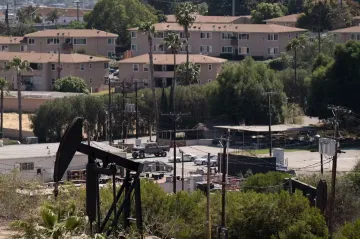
[286,35,306,104]
[5,57,32,142]
[175,2,197,85]
[139,22,159,139]
[163,32,182,193]
[0,77,8,137]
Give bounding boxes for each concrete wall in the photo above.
[3,97,49,112]
[3,128,34,138]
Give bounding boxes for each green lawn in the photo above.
[254,148,309,155]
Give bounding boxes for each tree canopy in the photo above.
[176,62,200,85]
[251,2,287,24]
[85,0,157,46]
[296,1,352,31]
[53,76,89,94]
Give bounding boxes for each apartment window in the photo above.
[154,32,164,39]
[104,63,109,69]
[288,33,292,39]
[73,38,87,45]
[51,64,56,71]
[133,64,139,72]
[351,33,360,40]
[89,63,92,69]
[268,47,279,55]
[208,64,212,71]
[20,45,25,52]
[239,46,250,55]
[89,78,92,83]
[52,79,55,85]
[28,38,35,44]
[108,52,114,58]
[221,46,233,53]
[162,65,167,71]
[131,44,137,51]
[107,38,115,44]
[131,31,137,38]
[143,64,149,72]
[143,79,148,86]
[268,34,278,41]
[153,44,164,52]
[208,79,212,83]
[29,63,42,70]
[20,162,34,171]
[196,64,201,72]
[295,33,299,38]
[200,32,212,39]
[200,45,212,53]
[4,62,7,67]
[221,32,233,40]
[179,32,190,39]
[80,64,85,71]
[238,33,249,40]
[1,45,8,51]
[47,38,60,44]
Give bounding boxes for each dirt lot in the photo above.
[0,220,18,238]
[2,113,32,131]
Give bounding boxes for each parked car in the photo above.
[113,69,119,76]
[194,155,218,166]
[109,68,117,73]
[168,153,196,163]
[132,142,170,159]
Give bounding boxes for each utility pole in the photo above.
[218,134,229,239]
[207,152,211,239]
[327,105,350,236]
[135,81,138,139]
[264,92,277,156]
[181,151,184,191]
[232,0,235,16]
[320,154,324,175]
[5,3,10,36]
[108,78,112,145]
[73,0,83,21]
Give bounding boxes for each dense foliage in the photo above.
[53,76,89,94]
[84,0,157,46]
[251,3,287,24]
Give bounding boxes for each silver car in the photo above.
[194,155,218,166]
[168,154,196,163]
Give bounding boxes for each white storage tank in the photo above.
[273,148,285,169]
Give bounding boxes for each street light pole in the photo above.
[135,81,138,139]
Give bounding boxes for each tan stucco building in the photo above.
[117,54,227,87]
[0,52,110,92]
[0,36,27,52]
[166,14,252,24]
[331,26,360,42]
[24,29,117,57]
[264,14,301,27]
[129,23,307,59]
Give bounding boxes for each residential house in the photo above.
[24,29,117,57]
[0,36,27,52]
[33,7,91,25]
[331,26,360,42]
[353,16,360,26]
[129,23,307,59]
[264,14,301,27]
[0,52,110,92]
[166,14,252,24]
[117,54,227,87]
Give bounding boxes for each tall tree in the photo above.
[85,0,157,46]
[251,2,287,24]
[174,2,197,96]
[46,9,61,23]
[286,35,306,86]
[0,78,8,137]
[17,5,39,24]
[176,62,200,85]
[138,22,159,138]
[5,57,32,142]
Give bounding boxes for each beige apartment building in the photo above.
[331,26,360,42]
[166,14,252,24]
[264,14,301,27]
[24,29,117,57]
[0,36,27,52]
[0,52,110,92]
[118,54,227,87]
[129,23,307,59]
